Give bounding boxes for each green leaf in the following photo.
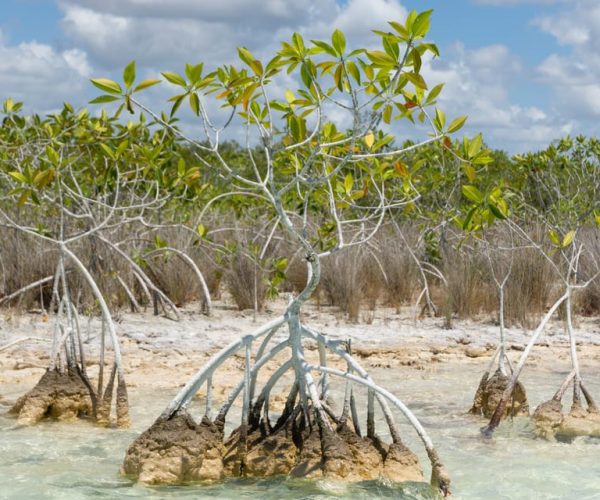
[382,35,400,60]
[488,202,507,220]
[17,190,29,206]
[189,92,200,116]
[197,224,207,238]
[46,145,59,165]
[170,95,185,116]
[462,185,484,204]
[116,140,129,158]
[123,60,136,88]
[238,47,255,66]
[562,230,576,248]
[365,50,395,66]
[548,230,561,246]
[89,95,121,104]
[434,108,445,131]
[412,10,433,38]
[334,64,344,91]
[467,133,483,158]
[383,104,392,124]
[447,115,467,134]
[133,79,161,92]
[311,40,337,57]
[274,257,288,271]
[185,63,203,84]
[388,21,409,39]
[90,78,122,95]
[463,164,476,183]
[154,235,167,249]
[99,144,115,160]
[463,206,477,230]
[344,173,353,195]
[3,98,14,113]
[346,60,361,84]
[425,83,444,104]
[9,171,27,184]
[161,71,187,87]
[249,59,263,76]
[332,29,346,55]
[405,72,428,90]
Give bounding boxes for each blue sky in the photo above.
[0,0,597,152]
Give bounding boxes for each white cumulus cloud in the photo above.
[0,32,92,112]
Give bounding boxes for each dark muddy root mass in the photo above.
[125,410,423,485]
[8,369,93,425]
[470,370,529,419]
[222,411,422,483]
[122,412,225,484]
[532,399,600,440]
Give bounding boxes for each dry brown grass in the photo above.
[0,216,597,326]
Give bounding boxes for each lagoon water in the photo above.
[2,363,600,499]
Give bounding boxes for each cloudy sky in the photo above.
[0,0,597,152]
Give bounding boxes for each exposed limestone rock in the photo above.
[8,369,93,424]
[121,411,225,484]
[470,370,529,418]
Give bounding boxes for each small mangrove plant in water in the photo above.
[472,138,600,438]
[86,9,495,495]
[0,103,196,427]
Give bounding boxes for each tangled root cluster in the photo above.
[470,370,529,419]
[122,408,423,486]
[9,369,93,425]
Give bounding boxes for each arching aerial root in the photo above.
[8,369,93,424]
[121,315,450,496]
[470,369,529,419]
[532,374,600,440]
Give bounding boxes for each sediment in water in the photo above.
[8,369,93,425]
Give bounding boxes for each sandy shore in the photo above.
[1,298,600,407]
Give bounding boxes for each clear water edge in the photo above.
[2,362,600,499]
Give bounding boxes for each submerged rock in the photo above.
[122,411,225,484]
[470,370,529,419]
[8,369,93,424]
[532,400,600,440]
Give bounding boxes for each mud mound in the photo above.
[560,409,600,438]
[533,400,600,440]
[383,441,424,483]
[217,419,422,483]
[229,425,298,477]
[322,425,422,482]
[8,369,93,425]
[470,371,529,418]
[532,399,563,440]
[122,412,225,484]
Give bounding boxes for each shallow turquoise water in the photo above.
[2,362,600,499]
